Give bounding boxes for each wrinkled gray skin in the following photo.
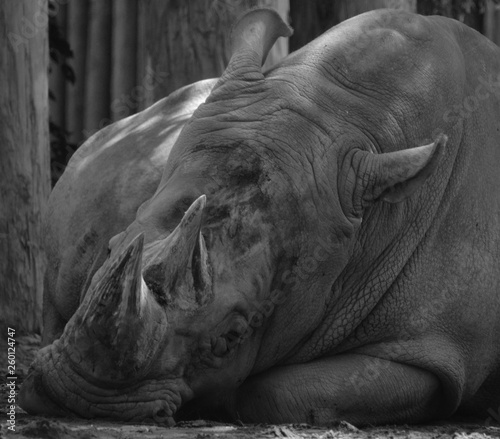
[20,8,500,426]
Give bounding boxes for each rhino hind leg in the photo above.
[226,354,446,426]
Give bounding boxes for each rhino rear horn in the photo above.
[143,195,213,308]
[219,8,292,83]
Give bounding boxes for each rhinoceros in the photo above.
[20,8,500,426]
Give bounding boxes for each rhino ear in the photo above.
[222,8,292,82]
[357,134,447,209]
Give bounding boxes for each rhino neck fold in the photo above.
[284,170,452,363]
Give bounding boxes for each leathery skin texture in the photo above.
[19,8,500,426]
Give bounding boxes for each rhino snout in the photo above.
[20,367,182,423]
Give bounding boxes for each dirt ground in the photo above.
[2,335,499,439]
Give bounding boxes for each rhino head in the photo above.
[20,8,446,424]
[21,191,277,423]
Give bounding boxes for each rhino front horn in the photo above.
[68,232,168,379]
[143,195,213,309]
[81,233,146,344]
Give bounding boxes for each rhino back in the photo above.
[269,10,498,151]
[42,79,216,344]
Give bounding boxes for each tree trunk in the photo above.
[0,0,50,334]
[137,0,290,110]
[111,0,138,121]
[49,4,67,140]
[83,0,112,139]
[290,0,416,51]
[485,0,500,45]
[136,0,148,111]
[66,0,89,148]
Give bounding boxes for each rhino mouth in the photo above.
[20,346,183,424]
[19,354,70,418]
[19,312,187,423]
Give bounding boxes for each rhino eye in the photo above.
[160,197,196,231]
[225,330,242,349]
[167,197,195,222]
[211,330,244,357]
[211,336,228,356]
[177,197,195,214]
